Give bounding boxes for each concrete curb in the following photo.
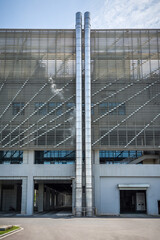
[0,227,23,239]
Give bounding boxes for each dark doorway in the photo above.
[16,184,22,212]
[34,180,72,214]
[158,200,160,215]
[0,181,22,213]
[120,190,146,214]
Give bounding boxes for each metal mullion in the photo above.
[122,30,125,80]
[10,150,17,158]
[92,92,160,146]
[125,112,160,148]
[3,151,9,158]
[106,31,124,52]
[19,116,73,147]
[92,82,134,108]
[11,123,47,147]
[93,78,159,123]
[0,31,27,93]
[157,30,160,76]
[139,30,143,80]
[0,80,73,142]
[0,82,48,136]
[2,95,75,147]
[63,32,66,147]
[47,30,49,82]
[148,30,152,77]
[92,78,118,97]
[12,30,16,81]
[132,32,136,147]
[0,30,7,92]
[0,53,47,120]
[92,73,107,83]
[53,135,72,148]
[115,30,118,82]
[131,30,135,80]
[55,31,57,79]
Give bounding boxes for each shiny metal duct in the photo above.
[75,11,83,216]
[84,11,93,216]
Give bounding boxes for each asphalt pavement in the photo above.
[0,215,160,240]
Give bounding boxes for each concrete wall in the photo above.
[0,164,75,178]
[94,165,160,216]
[1,150,160,216]
[0,151,75,215]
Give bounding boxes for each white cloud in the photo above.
[92,0,160,28]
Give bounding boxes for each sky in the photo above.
[0,0,160,29]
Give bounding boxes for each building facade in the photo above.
[0,12,160,216]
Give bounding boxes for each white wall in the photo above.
[100,177,160,215]
[94,165,160,216]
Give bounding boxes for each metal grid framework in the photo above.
[0,29,160,150]
[0,29,76,150]
[91,29,160,150]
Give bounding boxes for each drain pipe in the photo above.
[75,12,83,216]
[84,11,93,216]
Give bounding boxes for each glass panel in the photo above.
[0,151,23,164]
[99,150,143,164]
[35,151,75,164]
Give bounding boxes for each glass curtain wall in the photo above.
[0,29,160,151]
[91,30,160,150]
[0,29,76,150]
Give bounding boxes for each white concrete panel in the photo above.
[99,177,160,215]
[21,177,27,214]
[26,176,34,215]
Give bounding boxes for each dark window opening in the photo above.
[0,151,23,164]
[100,150,142,164]
[35,150,75,164]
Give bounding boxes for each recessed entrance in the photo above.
[0,180,22,213]
[120,190,147,214]
[34,180,73,214]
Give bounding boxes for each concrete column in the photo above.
[94,150,99,165]
[14,184,17,211]
[38,183,44,212]
[72,179,75,214]
[23,150,34,164]
[22,150,34,215]
[46,188,50,210]
[21,177,27,214]
[23,151,28,164]
[26,176,34,215]
[28,151,34,164]
[75,11,83,216]
[53,191,56,208]
[51,190,54,209]
[44,191,46,210]
[84,11,93,216]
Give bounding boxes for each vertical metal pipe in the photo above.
[84,11,93,216]
[75,12,82,216]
